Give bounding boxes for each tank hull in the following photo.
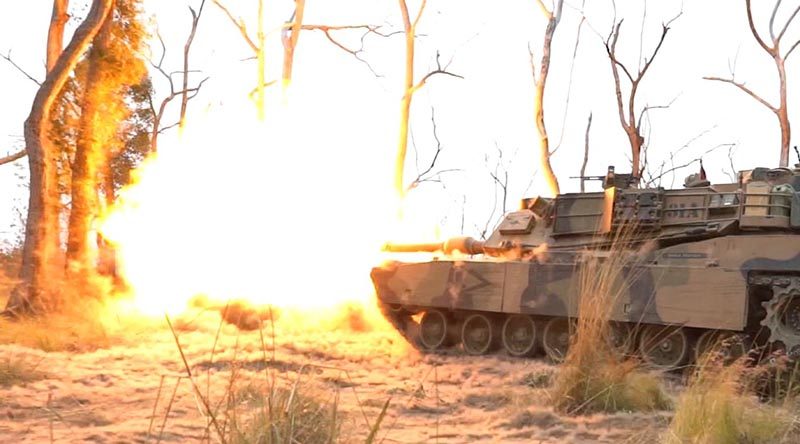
[371,234,800,366]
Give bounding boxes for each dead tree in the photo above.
[212,0,266,118]
[395,0,461,198]
[213,0,387,119]
[8,0,114,314]
[532,0,565,196]
[147,12,209,154]
[704,0,799,167]
[603,4,681,182]
[0,0,69,167]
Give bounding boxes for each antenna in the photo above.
[794,146,800,167]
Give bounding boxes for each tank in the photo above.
[370,165,800,370]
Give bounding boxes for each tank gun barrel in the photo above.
[382,236,485,255]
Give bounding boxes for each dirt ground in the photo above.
[0,304,680,444]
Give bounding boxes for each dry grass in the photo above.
[160,313,391,444]
[665,354,797,444]
[551,228,670,415]
[227,380,342,444]
[0,353,45,387]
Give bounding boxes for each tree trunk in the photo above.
[394,0,415,198]
[776,56,791,167]
[46,0,69,73]
[67,6,114,277]
[533,2,563,197]
[7,0,114,315]
[281,0,305,92]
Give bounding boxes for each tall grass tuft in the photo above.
[551,226,670,414]
[0,353,45,387]
[666,352,797,444]
[227,381,341,444]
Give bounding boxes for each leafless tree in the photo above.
[406,107,460,192]
[395,0,462,198]
[214,0,387,119]
[704,0,799,167]
[147,17,209,153]
[7,0,114,315]
[0,0,69,166]
[531,0,565,196]
[603,2,682,181]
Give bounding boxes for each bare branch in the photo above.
[552,4,586,154]
[412,0,428,29]
[410,53,463,94]
[769,0,783,43]
[703,76,778,113]
[646,143,735,186]
[300,24,389,77]
[1,51,41,86]
[211,0,258,52]
[787,38,800,59]
[406,107,460,191]
[0,150,26,166]
[777,4,800,43]
[746,0,775,55]
[638,23,673,80]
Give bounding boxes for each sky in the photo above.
[1,0,799,248]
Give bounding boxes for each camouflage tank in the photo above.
[370,166,800,370]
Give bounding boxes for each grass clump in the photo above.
[666,355,796,444]
[227,382,341,444]
[551,228,670,415]
[0,353,45,386]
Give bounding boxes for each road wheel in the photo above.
[418,309,453,351]
[639,325,690,371]
[694,330,748,365]
[502,315,537,357]
[542,318,573,362]
[461,313,497,355]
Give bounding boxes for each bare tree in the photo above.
[704,0,799,167]
[178,0,207,131]
[147,4,209,154]
[395,0,461,198]
[405,107,460,192]
[603,3,681,181]
[7,0,114,314]
[531,0,565,196]
[214,0,385,118]
[0,0,69,167]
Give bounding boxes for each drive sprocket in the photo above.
[760,277,800,358]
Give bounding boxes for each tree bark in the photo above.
[66,7,114,275]
[7,0,114,314]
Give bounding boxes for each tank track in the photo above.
[377,301,727,370]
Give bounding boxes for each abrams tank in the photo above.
[370,166,800,370]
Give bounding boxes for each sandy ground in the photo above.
[0,307,675,444]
